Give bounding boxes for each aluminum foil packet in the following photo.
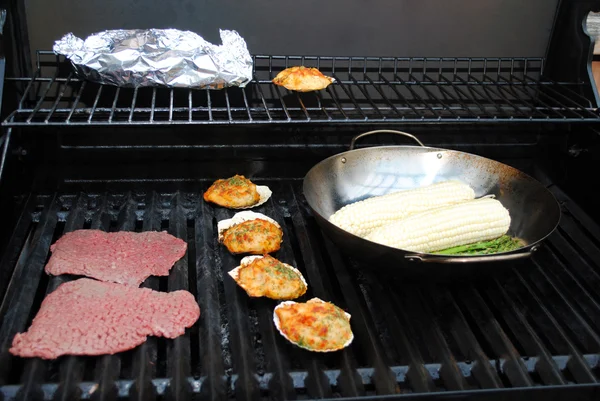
[53,28,253,89]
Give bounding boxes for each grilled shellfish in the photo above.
[204,175,272,209]
[228,255,307,300]
[272,66,335,92]
[273,298,353,352]
[218,211,283,255]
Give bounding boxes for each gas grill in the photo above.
[1,0,600,400]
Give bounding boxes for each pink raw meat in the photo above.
[10,278,200,359]
[45,230,187,286]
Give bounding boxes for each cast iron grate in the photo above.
[0,181,599,401]
[2,53,599,127]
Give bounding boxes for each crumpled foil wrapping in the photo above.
[53,28,253,89]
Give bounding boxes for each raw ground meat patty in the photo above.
[45,230,187,286]
[10,278,200,359]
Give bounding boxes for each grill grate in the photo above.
[0,181,600,400]
[2,53,599,126]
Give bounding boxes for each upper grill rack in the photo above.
[2,52,599,126]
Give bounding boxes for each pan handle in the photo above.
[349,130,425,150]
[404,245,540,264]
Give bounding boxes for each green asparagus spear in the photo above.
[433,235,525,255]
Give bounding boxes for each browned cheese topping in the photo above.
[222,219,283,254]
[235,255,307,300]
[272,66,334,92]
[276,299,352,352]
[203,175,260,208]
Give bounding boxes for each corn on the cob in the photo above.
[328,180,475,238]
[365,197,511,253]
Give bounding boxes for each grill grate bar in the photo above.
[468,73,528,118]
[66,81,87,123]
[169,89,174,122]
[26,72,59,123]
[440,74,487,116]
[536,238,600,333]
[423,73,478,119]
[526,260,600,351]
[15,69,41,111]
[409,72,460,119]
[44,72,73,123]
[129,88,139,123]
[249,189,300,399]
[224,89,233,122]
[240,88,253,121]
[130,192,161,401]
[487,278,567,385]
[0,193,37,303]
[330,75,368,120]
[323,85,348,119]
[409,288,470,390]
[428,290,503,389]
[453,74,508,118]
[281,185,341,398]
[213,205,261,400]
[522,74,599,118]
[87,86,104,123]
[483,73,540,118]
[459,286,533,387]
[188,90,193,122]
[313,90,333,120]
[166,193,193,401]
[379,73,423,118]
[507,270,598,384]
[206,89,213,121]
[347,74,386,119]
[150,88,157,122]
[108,88,121,123]
[90,194,122,401]
[252,75,273,121]
[277,182,363,399]
[18,195,86,401]
[361,271,435,393]
[194,186,227,401]
[0,194,60,382]
[302,220,398,392]
[395,73,440,119]
[525,74,596,109]
[52,194,91,401]
[295,92,311,120]
[496,75,564,119]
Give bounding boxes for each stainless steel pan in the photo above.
[302,130,561,277]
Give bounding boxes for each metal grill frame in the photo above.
[1,52,599,127]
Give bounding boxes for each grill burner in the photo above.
[0,179,599,401]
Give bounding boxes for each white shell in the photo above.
[273,297,354,352]
[232,185,273,210]
[217,211,281,242]
[228,255,308,299]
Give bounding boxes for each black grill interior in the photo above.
[1,173,599,400]
[1,1,600,399]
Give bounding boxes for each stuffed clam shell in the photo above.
[204,175,272,209]
[273,298,353,352]
[228,255,308,300]
[218,211,283,255]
